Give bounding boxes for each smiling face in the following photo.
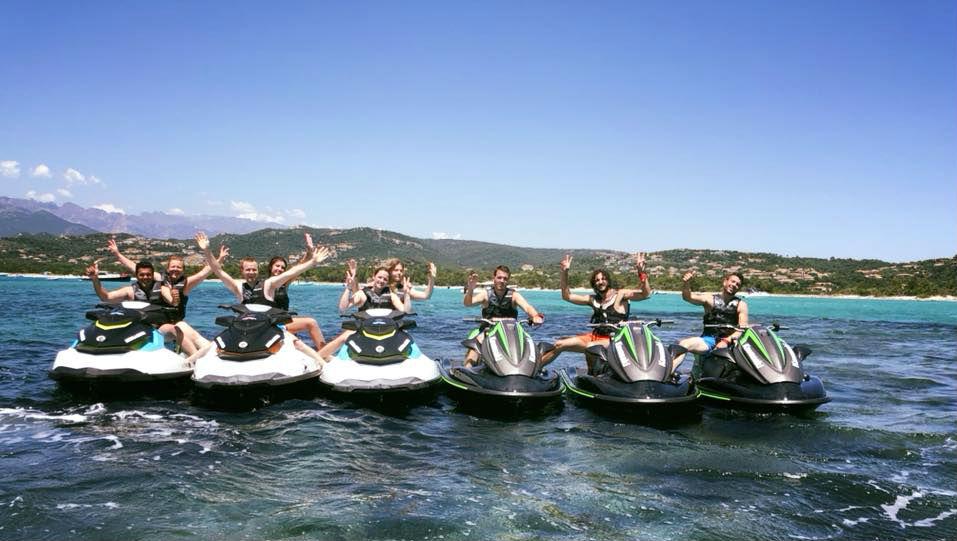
[492,269,510,293]
[269,258,287,276]
[372,269,390,290]
[591,270,610,295]
[723,274,742,296]
[166,257,184,281]
[241,260,259,282]
[135,266,154,288]
[390,263,404,283]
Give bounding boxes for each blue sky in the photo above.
[1,1,954,262]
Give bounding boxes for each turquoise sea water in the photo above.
[1,276,955,540]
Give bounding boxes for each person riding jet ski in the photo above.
[560,319,699,418]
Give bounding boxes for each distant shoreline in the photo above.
[3,272,955,303]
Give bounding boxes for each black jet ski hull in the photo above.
[693,353,830,412]
[695,376,830,412]
[560,368,701,421]
[439,361,564,413]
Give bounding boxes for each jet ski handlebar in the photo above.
[587,318,673,329]
[463,316,542,327]
[706,321,786,331]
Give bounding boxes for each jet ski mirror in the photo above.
[399,319,417,330]
[341,320,359,331]
[792,345,812,361]
[215,315,236,327]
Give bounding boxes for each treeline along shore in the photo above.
[1,228,955,298]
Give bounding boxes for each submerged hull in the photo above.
[695,376,830,412]
[191,342,322,392]
[560,368,701,420]
[439,361,564,412]
[318,344,440,403]
[50,338,192,385]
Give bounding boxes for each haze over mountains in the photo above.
[0,196,276,238]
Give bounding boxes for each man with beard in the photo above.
[539,253,651,373]
[672,270,748,367]
[84,259,207,355]
[462,265,545,367]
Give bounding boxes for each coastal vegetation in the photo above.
[1,228,954,298]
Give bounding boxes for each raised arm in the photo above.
[621,252,652,301]
[182,244,227,294]
[463,272,488,307]
[338,259,360,313]
[265,245,330,296]
[107,237,137,273]
[86,261,131,302]
[559,254,591,305]
[512,291,545,324]
[681,270,711,306]
[407,262,436,301]
[195,232,242,301]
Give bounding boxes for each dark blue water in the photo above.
[1,276,955,540]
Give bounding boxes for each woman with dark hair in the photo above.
[539,253,652,372]
[263,255,327,348]
[196,231,331,348]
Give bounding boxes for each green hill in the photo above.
[1,228,954,297]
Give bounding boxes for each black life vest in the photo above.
[589,290,630,335]
[132,279,164,305]
[703,294,742,337]
[163,273,189,322]
[242,279,275,308]
[359,286,394,311]
[481,286,517,319]
[273,283,289,311]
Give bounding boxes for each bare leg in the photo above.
[541,335,590,365]
[289,333,326,368]
[286,316,326,349]
[168,321,207,356]
[463,334,485,368]
[318,330,353,359]
[674,336,710,368]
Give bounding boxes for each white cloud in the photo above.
[64,168,85,183]
[238,212,285,223]
[1,160,21,178]
[93,203,125,214]
[56,188,73,198]
[230,200,256,214]
[432,232,462,240]
[31,164,52,178]
[25,190,55,202]
[167,208,185,215]
[230,200,283,223]
[89,175,102,185]
[287,208,306,219]
[206,200,223,207]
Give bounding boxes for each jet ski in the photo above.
[191,304,322,400]
[50,301,191,388]
[693,323,830,412]
[560,319,699,419]
[439,318,563,412]
[319,309,440,402]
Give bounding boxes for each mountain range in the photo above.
[0,196,277,238]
